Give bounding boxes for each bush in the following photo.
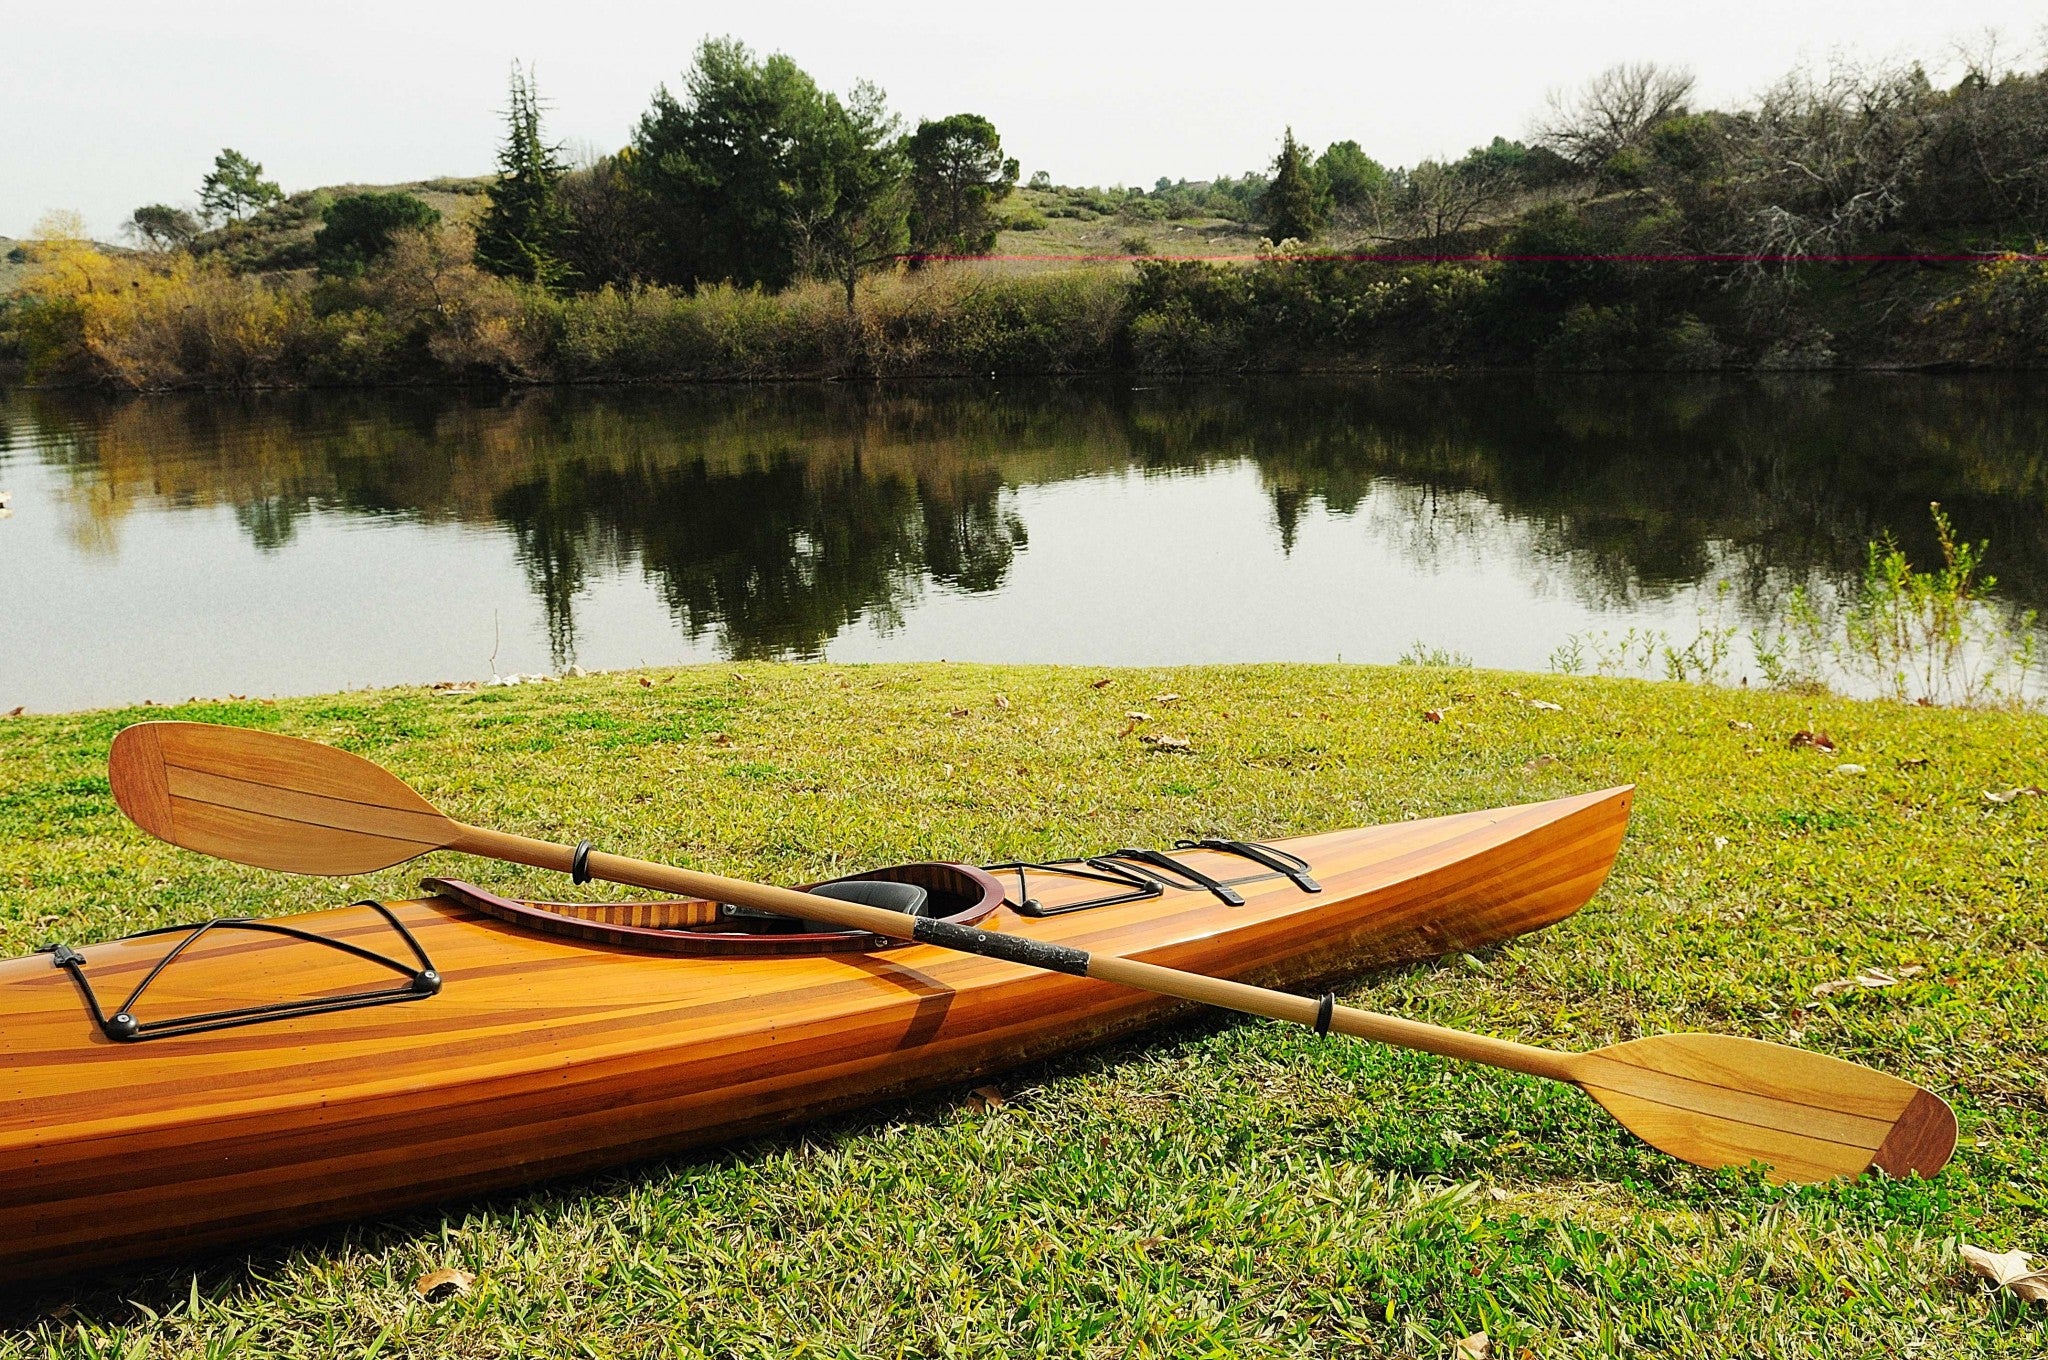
[315,192,442,277]
[1538,303,1641,370]
[1925,253,2048,365]
[1658,313,1728,370]
[357,226,544,378]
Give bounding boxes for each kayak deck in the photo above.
[0,787,1631,1282]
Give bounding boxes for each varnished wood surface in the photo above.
[109,722,457,876]
[0,787,1631,1283]
[1569,1034,1955,1183]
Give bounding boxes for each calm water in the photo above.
[3,377,2045,712]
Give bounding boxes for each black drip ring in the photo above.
[571,840,594,885]
[1314,992,1336,1037]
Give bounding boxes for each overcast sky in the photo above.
[5,0,2042,239]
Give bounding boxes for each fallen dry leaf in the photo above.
[1520,754,1560,773]
[993,694,1010,709]
[1141,734,1192,752]
[1525,698,1563,712]
[413,1266,473,1301]
[1728,720,1756,732]
[1984,786,2045,805]
[1898,756,1930,769]
[1834,763,1868,776]
[1713,835,1730,851]
[2,707,21,718]
[949,707,970,718]
[1152,692,1183,704]
[639,677,653,688]
[965,1085,1007,1113]
[1812,965,1925,998]
[1089,677,1113,689]
[709,732,732,747]
[1789,728,1837,753]
[1961,1244,2048,1305]
[1125,710,1151,722]
[1455,1333,1492,1359]
[1423,709,1445,724]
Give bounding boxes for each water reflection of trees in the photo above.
[8,375,2046,661]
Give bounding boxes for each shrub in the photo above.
[14,244,311,389]
[1925,252,2048,364]
[1538,303,1640,370]
[315,192,442,277]
[359,226,543,379]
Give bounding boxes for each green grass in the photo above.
[1,663,2044,1356]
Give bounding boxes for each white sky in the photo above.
[5,0,2042,239]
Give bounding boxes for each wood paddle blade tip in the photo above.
[1575,1032,1954,1186]
[1867,1086,1959,1180]
[108,723,175,843]
[104,720,457,876]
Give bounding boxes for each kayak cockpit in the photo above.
[424,861,1006,956]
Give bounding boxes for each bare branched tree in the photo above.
[1719,61,1937,299]
[1536,62,1697,170]
[1382,159,1520,251]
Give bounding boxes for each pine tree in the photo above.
[475,64,569,288]
[1262,127,1326,244]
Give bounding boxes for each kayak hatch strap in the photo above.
[1106,849,1246,906]
[36,901,441,1043]
[1177,839,1322,894]
[984,856,1164,918]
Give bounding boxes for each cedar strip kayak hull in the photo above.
[0,787,1631,1284]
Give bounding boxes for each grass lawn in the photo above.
[1,663,2043,1356]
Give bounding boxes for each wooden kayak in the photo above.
[0,787,1630,1284]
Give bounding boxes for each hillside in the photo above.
[187,176,491,276]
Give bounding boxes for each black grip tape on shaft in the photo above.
[914,917,1092,976]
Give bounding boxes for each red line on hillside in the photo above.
[897,251,2045,265]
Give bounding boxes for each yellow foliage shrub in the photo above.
[12,217,309,389]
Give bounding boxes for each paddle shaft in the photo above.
[448,824,1578,1083]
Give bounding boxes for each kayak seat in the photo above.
[806,879,932,916]
[787,878,931,933]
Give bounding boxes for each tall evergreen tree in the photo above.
[1262,127,1327,243]
[905,114,1018,257]
[198,149,283,224]
[796,82,910,312]
[631,39,832,290]
[475,64,569,288]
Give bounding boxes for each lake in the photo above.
[3,376,2044,712]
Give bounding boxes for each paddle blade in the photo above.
[1573,1033,1956,1184]
[110,722,457,875]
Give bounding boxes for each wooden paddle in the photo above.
[107,720,1957,1184]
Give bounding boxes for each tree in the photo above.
[631,37,834,290]
[558,150,656,289]
[1387,156,1517,251]
[314,192,441,276]
[198,149,283,224]
[1262,127,1326,242]
[904,113,1018,257]
[1315,140,1386,209]
[795,82,910,311]
[1536,63,1696,174]
[124,204,200,251]
[475,64,570,288]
